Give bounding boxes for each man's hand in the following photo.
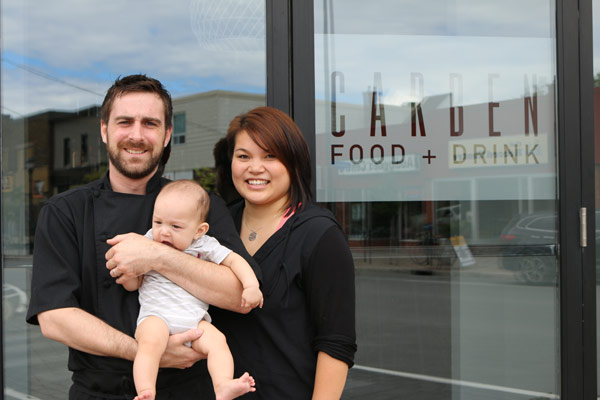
[159,329,206,369]
[105,233,161,283]
[241,286,264,309]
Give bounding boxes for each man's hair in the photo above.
[224,106,313,214]
[159,180,210,222]
[100,74,173,129]
[101,74,173,168]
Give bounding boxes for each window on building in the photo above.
[173,113,186,145]
[81,134,88,164]
[63,138,71,167]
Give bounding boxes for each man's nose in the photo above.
[128,121,144,141]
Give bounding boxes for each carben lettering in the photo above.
[328,71,540,140]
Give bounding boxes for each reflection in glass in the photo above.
[1,1,266,398]
[315,1,559,398]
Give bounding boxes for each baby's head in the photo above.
[152,180,210,251]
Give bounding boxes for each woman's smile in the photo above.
[232,131,290,208]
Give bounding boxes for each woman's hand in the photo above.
[105,233,165,283]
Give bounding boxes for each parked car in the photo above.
[499,211,600,284]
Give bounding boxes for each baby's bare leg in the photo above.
[133,317,170,400]
[192,320,256,400]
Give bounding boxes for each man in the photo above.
[26,74,254,399]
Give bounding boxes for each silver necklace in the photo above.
[243,212,283,241]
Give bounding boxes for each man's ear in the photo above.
[100,120,108,144]
[164,126,173,147]
[195,222,209,239]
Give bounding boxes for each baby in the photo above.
[122,179,263,400]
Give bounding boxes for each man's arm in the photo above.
[106,233,249,313]
[38,307,137,359]
[37,307,205,368]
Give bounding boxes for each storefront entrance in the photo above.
[1,0,597,398]
[313,1,561,398]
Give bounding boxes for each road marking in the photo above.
[5,388,42,400]
[360,275,534,289]
[353,364,559,399]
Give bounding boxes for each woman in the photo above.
[209,106,357,399]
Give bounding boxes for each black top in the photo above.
[207,201,357,399]
[26,172,254,398]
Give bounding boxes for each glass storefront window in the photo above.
[1,1,266,398]
[315,1,560,398]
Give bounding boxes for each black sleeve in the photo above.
[305,225,357,367]
[206,192,262,282]
[26,202,82,324]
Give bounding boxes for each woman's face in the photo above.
[232,130,291,209]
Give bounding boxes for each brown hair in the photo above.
[101,74,173,168]
[159,180,210,222]
[224,106,312,213]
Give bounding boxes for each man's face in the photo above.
[100,92,172,180]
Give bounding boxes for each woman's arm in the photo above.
[312,352,349,399]
[305,223,357,391]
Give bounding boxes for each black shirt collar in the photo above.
[101,169,164,194]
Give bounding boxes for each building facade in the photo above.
[1,0,598,398]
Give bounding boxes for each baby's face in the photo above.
[152,191,203,251]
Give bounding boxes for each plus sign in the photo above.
[423,150,437,164]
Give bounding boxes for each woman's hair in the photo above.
[220,106,313,213]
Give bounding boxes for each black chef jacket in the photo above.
[26,171,258,399]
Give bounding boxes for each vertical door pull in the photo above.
[581,207,587,248]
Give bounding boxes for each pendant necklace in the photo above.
[243,211,283,241]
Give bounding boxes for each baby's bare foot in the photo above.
[134,389,155,400]
[215,372,256,400]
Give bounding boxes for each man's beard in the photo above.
[107,140,164,180]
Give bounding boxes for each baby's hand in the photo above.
[241,286,264,309]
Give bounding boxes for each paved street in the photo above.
[3,254,563,399]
